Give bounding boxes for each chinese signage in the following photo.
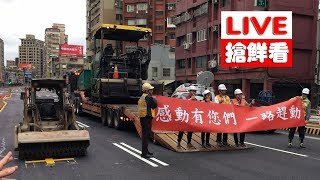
[221,11,292,67]
[152,96,304,133]
[59,44,83,57]
[18,63,32,69]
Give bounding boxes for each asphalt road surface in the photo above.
[1,87,320,180]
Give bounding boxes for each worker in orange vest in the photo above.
[138,83,158,158]
[214,84,231,147]
[288,88,311,148]
[231,89,255,147]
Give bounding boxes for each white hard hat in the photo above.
[218,84,227,90]
[142,83,154,91]
[189,85,197,91]
[203,90,211,95]
[234,89,243,95]
[302,88,310,95]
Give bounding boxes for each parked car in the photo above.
[171,83,215,101]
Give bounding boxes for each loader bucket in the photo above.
[17,130,90,160]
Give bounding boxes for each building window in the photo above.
[155,11,164,16]
[196,56,207,68]
[168,32,175,39]
[128,19,136,25]
[177,59,186,69]
[166,17,176,28]
[127,5,135,12]
[116,14,122,21]
[197,29,207,42]
[136,19,147,25]
[163,68,170,77]
[155,25,164,31]
[154,40,163,44]
[187,58,192,68]
[222,0,230,7]
[152,67,158,77]
[186,33,192,44]
[166,3,176,10]
[137,3,148,11]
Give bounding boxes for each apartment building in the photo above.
[19,34,45,78]
[175,0,318,104]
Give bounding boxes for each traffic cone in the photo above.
[113,64,119,79]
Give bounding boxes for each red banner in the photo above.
[18,63,31,69]
[152,96,305,133]
[59,44,83,57]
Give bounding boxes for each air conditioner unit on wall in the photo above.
[183,42,190,50]
[208,60,217,68]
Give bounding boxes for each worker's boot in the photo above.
[299,139,305,148]
[177,141,181,148]
[288,139,293,148]
[217,141,223,147]
[187,142,194,148]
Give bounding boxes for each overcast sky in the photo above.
[0,0,86,64]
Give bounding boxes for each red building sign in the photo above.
[59,44,83,57]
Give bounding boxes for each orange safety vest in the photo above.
[215,95,230,104]
[231,98,247,106]
[138,93,155,118]
[298,96,310,117]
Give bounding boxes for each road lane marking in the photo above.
[76,121,89,128]
[113,143,158,167]
[120,142,169,166]
[245,142,308,157]
[277,131,320,141]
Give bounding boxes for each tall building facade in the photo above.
[175,0,319,104]
[86,0,122,60]
[45,24,68,78]
[19,34,45,78]
[6,60,16,67]
[122,0,176,51]
[0,38,4,83]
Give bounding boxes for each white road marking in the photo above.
[0,138,6,155]
[277,131,320,141]
[76,121,89,128]
[77,124,84,128]
[120,142,169,166]
[245,142,308,157]
[113,143,159,167]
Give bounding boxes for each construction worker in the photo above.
[231,89,255,147]
[177,85,197,148]
[201,89,213,148]
[215,84,231,147]
[288,88,311,148]
[138,83,158,158]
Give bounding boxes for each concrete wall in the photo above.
[147,44,175,82]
